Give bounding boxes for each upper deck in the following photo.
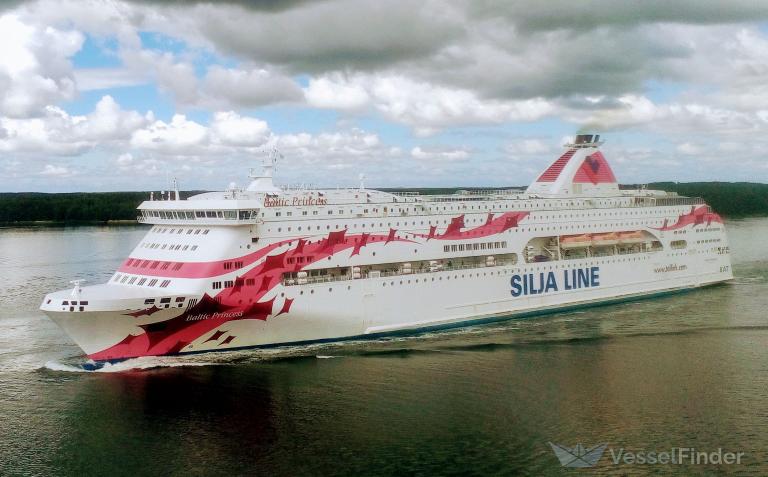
[136,135,706,226]
[137,186,704,226]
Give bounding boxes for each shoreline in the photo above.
[0,219,141,228]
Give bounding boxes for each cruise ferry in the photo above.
[41,135,733,362]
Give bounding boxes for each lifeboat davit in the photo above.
[559,234,592,249]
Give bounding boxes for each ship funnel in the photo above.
[526,134,619,197]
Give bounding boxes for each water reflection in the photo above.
[0,221,765,475]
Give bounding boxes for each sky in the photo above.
[2,0,768,192]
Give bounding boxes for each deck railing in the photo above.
[282,258,517,286]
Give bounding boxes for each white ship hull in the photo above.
[41,135,734,362]
[47,269,730,361]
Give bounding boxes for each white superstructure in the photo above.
[41,135,733,362]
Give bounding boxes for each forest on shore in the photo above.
[1,182,767,225]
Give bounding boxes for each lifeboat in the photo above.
[591,232,619,246]
[618,230,646,244]
[559,234,592,249]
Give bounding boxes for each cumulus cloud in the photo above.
[563,94,768,133]
[210,111,271,147]
[0,14,82,117]
[303,74,555,135]
[0,96,150,155]
[470,1,768,32]
[304,75,370,110]
[40,164,73,176]
[411,146,469,161]
[202,66,303,108]
[188,0,463,71]
[130,114,209,154]
[6,0,768,189]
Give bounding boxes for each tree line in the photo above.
[0,191,198,224]
[1,183,767,224]
[645,182,768,218]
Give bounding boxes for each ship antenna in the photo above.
[69,279,85,297]
[270,146,283,173]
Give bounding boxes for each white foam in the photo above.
[43,356,218,373]
[43,360,86,373]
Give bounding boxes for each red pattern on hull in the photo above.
[88,230,412,361]
[412,211,529,241]
[117,238,296,278]
[653,205,723,231]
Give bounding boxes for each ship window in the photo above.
[212,281,222,289]
[191,245,198,251]
[224,280,234,288]
[148,279,158,287]
[175,297,185,302]
[671,240,687,249]
[144,298,155,304]
[203,230,210,234]
[137,278,147,286]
